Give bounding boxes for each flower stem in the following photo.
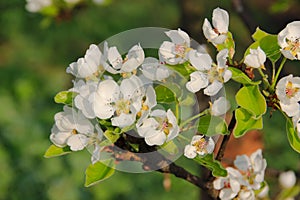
[179,109,209,128]
[258,68,271,90]
[271,57,287,91]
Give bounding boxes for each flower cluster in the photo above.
[213,149,267,200]
[49,7,236,164]
[276,74,300,137]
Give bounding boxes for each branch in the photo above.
[111,134,207,190]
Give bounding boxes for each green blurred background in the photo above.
[0,0,300,199]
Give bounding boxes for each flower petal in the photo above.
[186,71,208,93]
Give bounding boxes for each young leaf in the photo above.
[286,117,300,153]
[252,27,269,41]
[198,115,228,136]
[233,108,263,138]
[235,85,266,117]
[44,145,72,158]
[167,62,195,80]
[277,185,300,200]
[229,67,261,85]
[194,154,227,177]
[155,85,176,103]
[260,35,281,63]
[54,91,76,105]
[85,159,115,187]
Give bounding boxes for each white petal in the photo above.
[219,188,237,200]
[111,113,135,128]
[137,117,159,137]
[151,109,167,118]
[184,145,197,159]
[166,29,190,46]
[206,137,215,154]
[50,126,71,147]
[107,46,122,70]
[213,177,226,190]
[212,7,229,34]
[91,145,101,164]
[204,81,223,96]
[186,71,208,93]
[223,69,232,83]
[67,134,88,151]
[217,49,229,68]
[211,97,231,116]
[97,79,120,102]
[188,50,212,71]
[203,18,218,42]
[234,155,251,171]
[145,131,166,146]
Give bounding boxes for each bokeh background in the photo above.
[0,0,300,199]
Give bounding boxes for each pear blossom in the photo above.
[237,188,255,200]
[276,75,300,116]
[279,171,297,189]
[244,47,266,69]
[50,106,99,151]
[67,44,107,79]
[213,167,243,200]
[137,109,179,146]
[186,49,232,96]
[159,29,191,65]
[106,44,145,75]
[211,96,231,116]
[234,149,267,190]
[93,75,145,128]
[278,21,300,60]
[141,57,171,81]
[25,0,52,12]
[71,80,98,119]
[203,7,229,45]
[184,135,215,159]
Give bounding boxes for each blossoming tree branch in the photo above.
[43,7,300,200]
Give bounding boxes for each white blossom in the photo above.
[276,75,300,115]
[67,44,107,79]
[213,167,243,200]
[106,44,144,74]
[93,75,144,128]
[234,149,267,190]
[279,171,297,189]
[186,49,232,96]
[184,135,215,159]
[203,7,229,45]
[70,80,98,119]
[25,0,52,13]
[159,29,191,65]
[50,106,97,151]
[237,188,255,200]
[141,57,171,81]
[211,96,231,116]
[278,21,300,60]
[244,47,266,69]
[137,109,179,146]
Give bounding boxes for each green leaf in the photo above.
[260,35,281,63]
[233,108,263,138]
[104,130,120,143]
[235,85,266,117]
[278,185,300,200]
[44,145,72,158]
[54,91,76,105]
[229,67,261,85]
[286,117,300,153]
[252,27,269,41]
[155,85,176,103]
[85,159,115,187]
[198,115,228,136]
[194,154,227,177]
[216,32,235,58]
